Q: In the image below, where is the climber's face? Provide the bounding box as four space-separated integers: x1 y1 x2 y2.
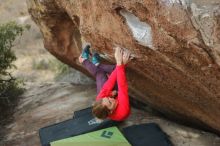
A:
102 97 118 111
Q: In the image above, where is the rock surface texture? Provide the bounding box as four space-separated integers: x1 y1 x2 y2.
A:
27 0 220 134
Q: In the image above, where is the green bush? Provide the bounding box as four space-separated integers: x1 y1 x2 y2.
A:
0 22 24 113
50 59 70 77
32 59 50 70
32 57 70 79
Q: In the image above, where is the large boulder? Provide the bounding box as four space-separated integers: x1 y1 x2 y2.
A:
27 0 220 134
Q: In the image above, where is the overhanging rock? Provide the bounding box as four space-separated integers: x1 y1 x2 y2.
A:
27 0 220 134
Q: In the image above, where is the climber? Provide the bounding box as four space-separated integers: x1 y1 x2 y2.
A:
78 45 131 121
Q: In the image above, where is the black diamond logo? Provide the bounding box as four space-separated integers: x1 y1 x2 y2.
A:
101 131 114 139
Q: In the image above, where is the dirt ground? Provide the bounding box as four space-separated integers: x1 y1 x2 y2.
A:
1 82 220 146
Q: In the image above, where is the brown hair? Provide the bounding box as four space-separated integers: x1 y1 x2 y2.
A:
92 99 111 120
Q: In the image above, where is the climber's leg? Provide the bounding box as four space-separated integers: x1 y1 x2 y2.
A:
98 64 115 74
82 59 98 76
95 70 108 94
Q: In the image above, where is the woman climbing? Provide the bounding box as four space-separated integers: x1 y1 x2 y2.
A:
78 45 131 121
